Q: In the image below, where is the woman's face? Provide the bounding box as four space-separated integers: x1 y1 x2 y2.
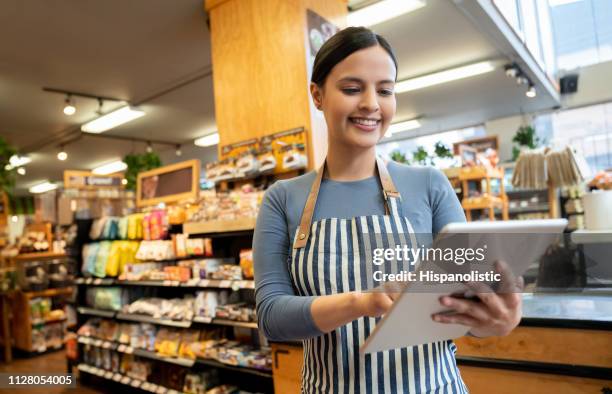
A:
311 45 397 150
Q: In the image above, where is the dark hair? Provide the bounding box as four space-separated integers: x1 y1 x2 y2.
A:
311 27 398 86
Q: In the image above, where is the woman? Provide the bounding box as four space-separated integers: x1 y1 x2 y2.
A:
253 27 521 393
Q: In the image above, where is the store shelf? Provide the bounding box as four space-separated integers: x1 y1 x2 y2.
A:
458 167 504 181
570 230 612 244
183 218 256 235
78 336 271 376
14 252 66 261
31 317 66 326
115 313 192 328
210 319 258 329
462 196 505 210
77 364 183 394
196 358 272 378
77 307 117 318
23 287 73 299
75 278 255 290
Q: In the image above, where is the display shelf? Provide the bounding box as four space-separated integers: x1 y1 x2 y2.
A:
14 251 66 261
461 196 505 210
77 336 271 376
458 166 504 181
77 307 117 318
209 319 258 329
77 364 184 394
23 286 74 299
75 277 255 290
115 313 193 328
183 218 256 235
31 317 67 326
570 230 612 244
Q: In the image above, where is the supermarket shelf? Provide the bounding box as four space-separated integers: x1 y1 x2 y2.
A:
23 287 74 299
571 230 612 244
458 167 504 181
31 317 67 326
210 319 258 329
77 307 117 318
78 336 271 376
14 252 66 261
462 196 505 210
183 218 256 235
77 364 183 394
196 358 272 378
507 204 550 215
75 277 255 290
115 313 192 328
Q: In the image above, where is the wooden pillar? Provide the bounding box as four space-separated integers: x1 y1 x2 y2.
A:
205 0 347 170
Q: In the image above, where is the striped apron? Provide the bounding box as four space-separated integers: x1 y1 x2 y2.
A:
290 157 468 394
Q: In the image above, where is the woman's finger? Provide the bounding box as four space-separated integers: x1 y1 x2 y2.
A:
439 296 491 322
432 312 480 327
496 260 517 294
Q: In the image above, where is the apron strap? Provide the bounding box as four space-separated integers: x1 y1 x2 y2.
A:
293 156 401 249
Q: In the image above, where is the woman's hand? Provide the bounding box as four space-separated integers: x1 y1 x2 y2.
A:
355 282 403 318
431 261 523 338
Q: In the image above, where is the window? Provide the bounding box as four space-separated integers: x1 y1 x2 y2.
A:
548 0 612 70
537 101 612 173
377 126 486 167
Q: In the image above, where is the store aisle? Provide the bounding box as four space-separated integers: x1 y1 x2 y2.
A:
0 351 105 394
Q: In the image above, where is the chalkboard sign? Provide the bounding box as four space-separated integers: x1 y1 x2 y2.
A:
136 160 200 207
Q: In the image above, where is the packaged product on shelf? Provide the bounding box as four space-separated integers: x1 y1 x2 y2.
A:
183 370 220 394
235 151 260 177
120 262 165 281
239 249 254 279
281 143 307 171
215 303 256 322
142 213 151 241
155 328 181 357
163 265 191 282
118 216 129 240
89 218 107 240
127 213 144 240
210 264 243 280
121 353 151 381
31 326 46 352
168 205 187 225
185 238 205 256
136 240 175 261
86 287 127 311
195 291 220 319
161 297 195 321
149 210 169 240
178 329 200 360
191 258 233 279
173 234 188 258
81 242 100 276
205 385 239 394
93 241 112 277
117 322 131 344
257 149 276 173
125 297 165 317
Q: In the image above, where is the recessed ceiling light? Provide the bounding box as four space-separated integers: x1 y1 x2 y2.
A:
57 146 68 161
395 61 497 93
92 160 127 175
81 106 145 133
526 85 537 98
5 155 31 170
63 95 76 116
29 181 58 194
348 0 426 27
17 167 26 175
385 119 421 137
194 133 220 147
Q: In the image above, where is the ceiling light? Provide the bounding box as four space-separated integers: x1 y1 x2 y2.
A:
385 119 421 137
11 215 18 223
92 160 127 175
504 64 519 78
17 167 26 175
516 75 529 85
121 178 128 185
347 0 426 27
395 61 497 93
146 142 153 153
194 133 220 147
29 181 58 194
57 146 68 161
526 85 537 98
175 145 182 157
81 106 145 133
5 155 31 170
63 95 76 116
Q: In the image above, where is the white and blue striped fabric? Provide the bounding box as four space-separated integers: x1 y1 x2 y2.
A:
290 194 469 394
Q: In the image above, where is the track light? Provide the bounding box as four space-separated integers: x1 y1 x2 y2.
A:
526 85 536 98
63 95 76 116
516 75 529 86
17 167 26 175
146 142 153 153
175 145 182 157
194 133 219 147
504 64 519 78
57 146 68 161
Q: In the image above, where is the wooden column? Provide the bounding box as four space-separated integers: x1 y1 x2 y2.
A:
205 0 347 170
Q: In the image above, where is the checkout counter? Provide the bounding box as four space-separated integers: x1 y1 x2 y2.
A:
270 234 612 393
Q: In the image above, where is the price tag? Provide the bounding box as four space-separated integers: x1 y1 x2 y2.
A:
163 280 173 286
231 282 241 291
103 341 112 349
125 346 134 354
156 386 167 394
246 281 255 289
131 379 141 388
199 279 210 287
118 344 126 352
220 280 231 288
95 368 104 376
172 281 180 287
94 278 102 285
141 382 151 391
104 371 113 379
148 383 159 393
195 316 212 323
113 373 122 382
94 339 103 347
86 278 93 284
186 278 199 287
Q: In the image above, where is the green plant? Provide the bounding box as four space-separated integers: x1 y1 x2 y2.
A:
434 141 453 159
123 152 162 191
512 125 540 160
0 137 18 194
390 150 410 164
412 146 430 166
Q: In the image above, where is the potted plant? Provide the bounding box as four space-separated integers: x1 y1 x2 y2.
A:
390 150 410 165
123 152 162 191
0 137 18 194
512 125 540 161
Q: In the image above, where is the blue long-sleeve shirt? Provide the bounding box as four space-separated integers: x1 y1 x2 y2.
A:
253 162 466 341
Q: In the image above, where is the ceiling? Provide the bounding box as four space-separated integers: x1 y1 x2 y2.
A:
0 0 560 193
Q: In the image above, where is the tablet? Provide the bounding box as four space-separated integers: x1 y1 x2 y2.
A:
360 219 568 354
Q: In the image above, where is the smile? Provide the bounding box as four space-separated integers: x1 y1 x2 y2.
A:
349 117 381 131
